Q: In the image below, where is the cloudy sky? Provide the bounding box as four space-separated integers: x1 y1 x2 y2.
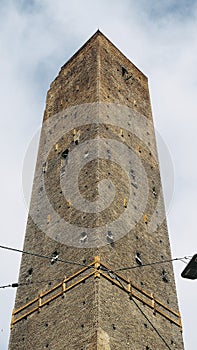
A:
0 0 197 349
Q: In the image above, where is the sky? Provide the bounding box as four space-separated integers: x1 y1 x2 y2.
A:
0 0 197 349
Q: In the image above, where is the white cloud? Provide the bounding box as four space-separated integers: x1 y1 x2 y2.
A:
0 1 197 349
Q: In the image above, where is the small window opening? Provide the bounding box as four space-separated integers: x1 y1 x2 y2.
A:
62 149 69 159
152 187 157 197
80 232 87 244
51 251 59 265
107 230 114 244
122 66 128 77
42 161 48 173
162 269 168 283
28 268 33 275
112 324 116 330
135 252 142 265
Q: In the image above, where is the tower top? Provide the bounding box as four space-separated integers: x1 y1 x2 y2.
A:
61 30 147 79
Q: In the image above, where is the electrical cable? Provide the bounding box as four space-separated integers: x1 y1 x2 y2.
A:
113 256 192 272
131 297 172 350
100 267 173 350
0 244 193 292
0 244 89 268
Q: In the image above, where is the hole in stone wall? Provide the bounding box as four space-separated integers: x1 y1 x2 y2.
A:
152 187 157 197
135 252 142 265
112 324 116 330
28 268 33 275
122 66 128 77
42 161 48 173
107 231 114 244
80 232 87 244
144 323 148 328
162 269 168 283
50 251 59 265
62 149 69 159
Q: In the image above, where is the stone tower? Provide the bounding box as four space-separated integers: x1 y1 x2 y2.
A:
9 31 184 349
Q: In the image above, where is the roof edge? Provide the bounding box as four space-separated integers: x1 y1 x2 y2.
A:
60 30 147 79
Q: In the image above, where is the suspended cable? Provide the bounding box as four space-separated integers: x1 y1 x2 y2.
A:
113 256 192 272
131 297 172 350
0 244 88 268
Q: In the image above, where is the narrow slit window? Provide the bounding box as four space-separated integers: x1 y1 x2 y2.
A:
62 148 69 159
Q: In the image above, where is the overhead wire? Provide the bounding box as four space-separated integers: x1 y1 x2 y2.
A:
131 297 172 350
100 267 173 350
0 244 192 291
0 244 88 268
113 256 192 272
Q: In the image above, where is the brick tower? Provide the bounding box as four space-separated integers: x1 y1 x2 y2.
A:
9 31 184 349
